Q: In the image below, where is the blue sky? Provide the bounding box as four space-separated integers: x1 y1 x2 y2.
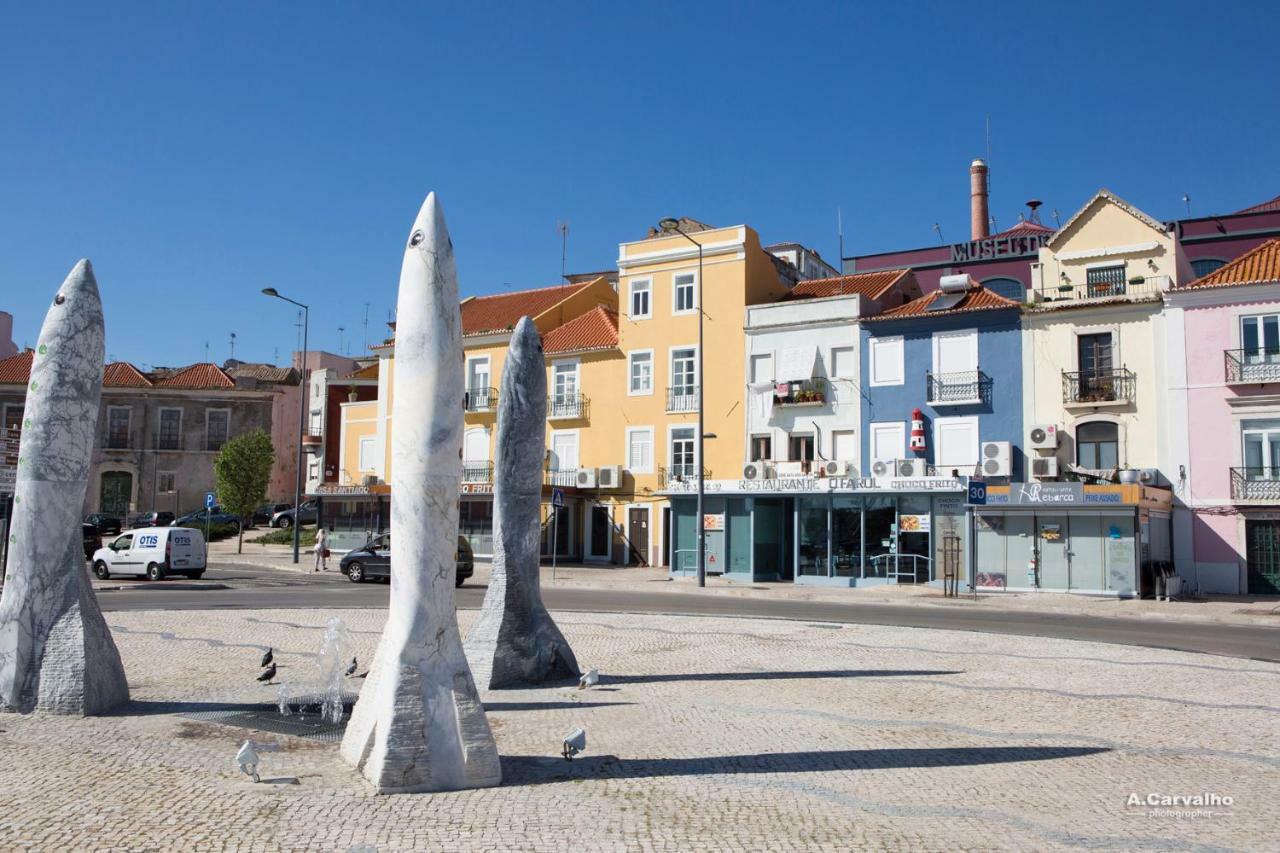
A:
3 2 1277 367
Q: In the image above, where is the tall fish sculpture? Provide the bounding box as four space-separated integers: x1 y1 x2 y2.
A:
465 317 579 688
0 260 129 715
340 193 501 793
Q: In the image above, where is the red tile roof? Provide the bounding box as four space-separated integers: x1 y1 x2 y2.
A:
1235 194 1280 215
871 284 1021 320
0 351 33 384
1186 238 1280 289
987 220 1054 240
103 362 153 387
784 269 912 301
542 306 619 354
461 282 590 336
153 363 235 389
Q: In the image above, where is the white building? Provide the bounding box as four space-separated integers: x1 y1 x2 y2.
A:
766 242 840 282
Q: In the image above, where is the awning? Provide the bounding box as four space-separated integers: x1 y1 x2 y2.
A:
776 345 817 382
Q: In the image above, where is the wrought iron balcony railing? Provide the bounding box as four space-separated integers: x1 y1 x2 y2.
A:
666 385 699 413
774 377 827 406
1230 467 1280 503
1224 349 1280 385
464 386 498 413
154 434 187 451
1035 274 1169 304
547 392 590 420
926 370 991 406
1062 368 1135 405
462 460 493 483
659 465 709 487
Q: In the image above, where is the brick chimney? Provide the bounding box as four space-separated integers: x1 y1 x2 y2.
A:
970 159 990 240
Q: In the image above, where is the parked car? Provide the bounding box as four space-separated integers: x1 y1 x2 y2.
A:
252 503 292 526
128 511 175 529
271 499 318 529
82 523 101 561
92 526 207 581
340 533 474 587
174 507 242 530
84 513 122 536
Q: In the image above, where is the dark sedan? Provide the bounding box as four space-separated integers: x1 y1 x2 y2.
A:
253 503 292 526
175 508 243 530
128 511 175 529
85 513 122 536
82 523 101 560
340 534 474 587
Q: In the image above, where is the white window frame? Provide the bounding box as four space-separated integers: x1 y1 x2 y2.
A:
932 415 979 472
830 346 855 380
627 349 655 396
625 426 654 474
205 408 231 451
671 270 698 316
669 344 699 392
549 429 581 472
868 335 904 387
628 278 652 320
462 426 491 461
870 421 906 461
551 358 580 403
931 328 978 374
358 436 378 471
106 405 133 448
831 429 856 462
750 352 774 383
465 355 492 390
667 423 700 471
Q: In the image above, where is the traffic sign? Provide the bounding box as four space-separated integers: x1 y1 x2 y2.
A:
205 491 216 510
967 479 987 505
551 487 565 509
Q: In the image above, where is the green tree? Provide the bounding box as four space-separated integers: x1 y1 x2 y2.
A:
213 428 275 554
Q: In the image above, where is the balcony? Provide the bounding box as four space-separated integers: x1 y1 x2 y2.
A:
774 378 827 407
102 434 132 450
666 385 699 413
464 387 498 413
926 370 991 406
1230 468 1280 503
301 430 324 454
1224 349 1280 385
544 468 580 488
547 392 590 420
1062 368 1135 406
463 460 493 484
1035 274 1169 305
153 434 186 451
659 465 708 487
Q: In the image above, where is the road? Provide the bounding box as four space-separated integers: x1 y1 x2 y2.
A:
91 561 1280 662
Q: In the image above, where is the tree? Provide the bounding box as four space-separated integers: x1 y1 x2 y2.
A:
213 428 275 554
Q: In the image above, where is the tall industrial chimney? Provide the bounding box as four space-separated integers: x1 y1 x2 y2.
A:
970 159 990 240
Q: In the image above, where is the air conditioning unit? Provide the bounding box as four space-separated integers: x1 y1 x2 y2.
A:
597 465 621 490
1028 423 1059 450
1138 468 1159 485
362 474 380 487
895 458 925 477
871 459 894 478
775 461 805 477
742 462 776 480
575 468 597 489
980 441 1012 477
1031 457 1059 478
820 459 854 477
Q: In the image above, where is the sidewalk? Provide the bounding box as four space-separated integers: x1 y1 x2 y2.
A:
207 539 1280 628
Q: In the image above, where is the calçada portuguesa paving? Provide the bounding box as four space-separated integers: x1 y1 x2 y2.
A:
0 608 1277 852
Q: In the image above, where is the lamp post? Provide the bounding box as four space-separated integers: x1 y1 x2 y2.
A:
262 287 309 564
657 218 706 588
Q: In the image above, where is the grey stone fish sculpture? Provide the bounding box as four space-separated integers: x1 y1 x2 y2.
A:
0 260 129 715
339 193 501 793
465 317 580 688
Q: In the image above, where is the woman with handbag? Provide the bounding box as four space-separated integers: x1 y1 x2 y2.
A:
314 527 329 572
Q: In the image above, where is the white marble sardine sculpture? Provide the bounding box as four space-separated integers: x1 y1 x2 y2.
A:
0 260 129 715
465 317 580 688
339 193 501 793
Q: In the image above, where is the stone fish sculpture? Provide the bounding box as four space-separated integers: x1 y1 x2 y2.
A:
339 193 501 793
465 317 580 688
0 260 129 715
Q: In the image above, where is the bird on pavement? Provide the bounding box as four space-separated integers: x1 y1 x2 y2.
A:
260 647 273 668
257 662 277 683
345 656 358 677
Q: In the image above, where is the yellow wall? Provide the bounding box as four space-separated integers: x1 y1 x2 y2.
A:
339 400 378 485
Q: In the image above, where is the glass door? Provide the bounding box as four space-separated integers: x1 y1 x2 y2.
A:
1241 315 1280 366
1036 514 1070 590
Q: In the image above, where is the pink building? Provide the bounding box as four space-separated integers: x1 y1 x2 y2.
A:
1165 239 1280 594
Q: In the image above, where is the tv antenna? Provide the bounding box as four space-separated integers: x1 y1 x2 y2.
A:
557 219 569 281
837 207 844 270
362 302 370 352
229 332 236 361
338 326 345 354
1182 193 1192 216
933 222 945 245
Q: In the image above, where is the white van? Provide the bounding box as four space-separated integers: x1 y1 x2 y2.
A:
92 526 207 581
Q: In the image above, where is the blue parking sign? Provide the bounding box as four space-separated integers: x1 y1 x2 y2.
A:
205 491 216 510
967 480 987 505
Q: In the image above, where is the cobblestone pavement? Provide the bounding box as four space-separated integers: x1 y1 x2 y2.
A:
1 609 1276 851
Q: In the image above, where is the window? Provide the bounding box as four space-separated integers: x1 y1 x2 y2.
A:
933 416 979 473
465 357 494 411
750 434 772 462
1242 420 1280 476
830 347 854 379
1076 421 1119 470
1241 315 1280 361
750 354 774 383
673 272 696 314
158 408 182 450
549 431 579 472
1085 264 1126 297
552 360 578 403
628 351 653 395
206 409 230 451
670 426 696 476
788 433 815 463
467 357 490 390
932 329 978 374
870 421 906 461
832 430 855 462
626 427 653 474
1078 332 1114 378
869 336 904 386
628 279 652 319
359 437 378 471
2 404 22 431
107 407 131 449
1191 258 1227 278
982 277 1026 301
157 472 176 493
671 347 697 394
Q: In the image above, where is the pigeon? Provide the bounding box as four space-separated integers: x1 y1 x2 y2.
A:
260 647 273 668
257 662 277 683
577 669 599 690
345 656 358 677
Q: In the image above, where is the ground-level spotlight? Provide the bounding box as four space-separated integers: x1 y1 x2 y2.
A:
562 728 587 761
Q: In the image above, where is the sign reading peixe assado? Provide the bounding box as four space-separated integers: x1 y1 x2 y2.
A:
950 232 1051 264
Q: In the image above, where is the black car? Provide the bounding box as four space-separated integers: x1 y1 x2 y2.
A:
129 511 175 529
82 523 101 560
271 499 318 529
340 533 474 587
174 507 242 529
85 513 122 536
253 503 292 526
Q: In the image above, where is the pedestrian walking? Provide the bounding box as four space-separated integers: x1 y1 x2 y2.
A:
314 527 328 572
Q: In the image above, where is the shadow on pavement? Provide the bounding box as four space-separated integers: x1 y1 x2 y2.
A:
605 669 962 684
502 746 1110 784
484 701 635 712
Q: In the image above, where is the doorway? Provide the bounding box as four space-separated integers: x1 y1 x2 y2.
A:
1036 514 1070 589
1246 519 1280 594
627 506 650 566
100 471 132 517
589 504 612 561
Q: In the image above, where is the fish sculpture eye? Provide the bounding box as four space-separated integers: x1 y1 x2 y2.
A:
409 230 425 247
54 294 66 305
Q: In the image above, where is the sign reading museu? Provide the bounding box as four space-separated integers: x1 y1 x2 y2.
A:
950 232 1051 263
662 475 964 495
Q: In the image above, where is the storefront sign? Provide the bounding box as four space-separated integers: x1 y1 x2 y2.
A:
663 476 964 495
978 482 1127 506
314 483 390 496
461 483 493 495
702 513 725 531
950 232 1050 263
899 513 930 533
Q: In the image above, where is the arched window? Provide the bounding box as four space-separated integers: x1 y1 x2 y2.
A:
1191 258 1227 278
981 277 1026 301
1076 422 1119 469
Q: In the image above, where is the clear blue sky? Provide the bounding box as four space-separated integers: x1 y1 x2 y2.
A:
3 2 1276 367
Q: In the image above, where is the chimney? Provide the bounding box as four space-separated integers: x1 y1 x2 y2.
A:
970 159 990 240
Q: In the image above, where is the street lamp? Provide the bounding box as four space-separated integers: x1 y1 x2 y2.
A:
262 287 309 564
657 218 707 588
